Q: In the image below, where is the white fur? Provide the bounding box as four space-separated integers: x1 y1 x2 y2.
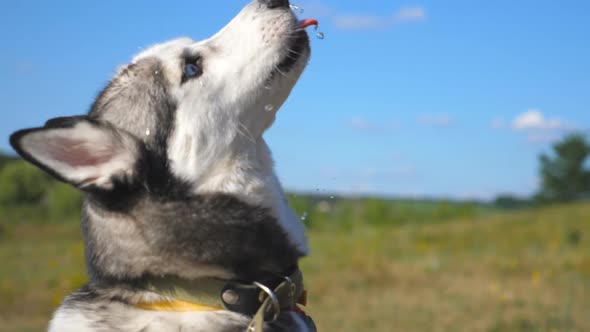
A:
133 2 310 253
49 309 93 332
49 306 249 332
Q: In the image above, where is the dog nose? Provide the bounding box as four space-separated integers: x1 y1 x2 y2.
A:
259 0 289 9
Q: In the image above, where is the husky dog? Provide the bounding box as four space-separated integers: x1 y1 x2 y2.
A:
9 0 319 331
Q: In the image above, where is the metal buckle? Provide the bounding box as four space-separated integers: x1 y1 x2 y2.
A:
252 281 281 322
282 275 296 302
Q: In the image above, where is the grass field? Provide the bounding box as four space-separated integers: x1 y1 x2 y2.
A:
1 202 589 332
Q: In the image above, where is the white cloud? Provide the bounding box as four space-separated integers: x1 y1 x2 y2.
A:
511 109 575 144
334 15 387 30
334 6 427 30
347 116 400 132
512 109 565 130
418 114 453 127
393 6 427 23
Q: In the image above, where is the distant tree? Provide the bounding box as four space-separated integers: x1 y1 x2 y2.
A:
0 160 51 206
494 194 532 209
0 152 18 171
537 133 590 203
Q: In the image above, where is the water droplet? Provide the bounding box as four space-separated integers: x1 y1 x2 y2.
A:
290 4 304 13
264 104 275 112
300 212 308 221
154 70 159 75
145 129 151 136
314 25 325 40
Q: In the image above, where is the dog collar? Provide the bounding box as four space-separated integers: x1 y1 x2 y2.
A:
135 298 223 312
134 269 311 331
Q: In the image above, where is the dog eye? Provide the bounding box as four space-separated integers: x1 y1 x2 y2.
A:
182 58 203 83
185 63 201 77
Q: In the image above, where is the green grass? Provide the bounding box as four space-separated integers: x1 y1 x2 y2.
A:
1 203 589 332
303 202 590 332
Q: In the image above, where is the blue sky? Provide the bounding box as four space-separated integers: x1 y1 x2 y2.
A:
1 0 589 200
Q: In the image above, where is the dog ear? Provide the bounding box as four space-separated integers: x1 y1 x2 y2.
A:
9 116 143 191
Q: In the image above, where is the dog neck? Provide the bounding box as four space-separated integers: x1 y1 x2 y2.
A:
168 127 308 254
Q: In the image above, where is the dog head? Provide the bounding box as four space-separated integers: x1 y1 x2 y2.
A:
10 0 316 279
12 0 312 191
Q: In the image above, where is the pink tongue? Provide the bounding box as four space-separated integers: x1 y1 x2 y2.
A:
298 19 319 29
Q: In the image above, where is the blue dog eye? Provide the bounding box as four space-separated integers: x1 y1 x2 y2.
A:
184 63 201 78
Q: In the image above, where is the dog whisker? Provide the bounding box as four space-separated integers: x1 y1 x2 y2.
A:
237 122 256 144
274 66 288 77
273 66 299 86
287 48 305 56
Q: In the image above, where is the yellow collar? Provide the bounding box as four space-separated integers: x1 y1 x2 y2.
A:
135 299 224 312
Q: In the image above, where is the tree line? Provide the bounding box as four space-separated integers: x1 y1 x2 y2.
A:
0 133 589 224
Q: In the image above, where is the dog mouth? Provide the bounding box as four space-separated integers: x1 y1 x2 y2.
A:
274 19 317 74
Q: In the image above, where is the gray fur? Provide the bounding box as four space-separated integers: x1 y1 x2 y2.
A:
91 58 176 154
82 193 302 282
10 0 315 330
